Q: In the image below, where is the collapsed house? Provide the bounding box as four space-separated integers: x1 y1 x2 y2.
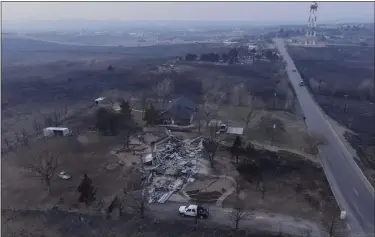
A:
140 136 204 203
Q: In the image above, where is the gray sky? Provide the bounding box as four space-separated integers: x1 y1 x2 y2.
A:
2 2 374 23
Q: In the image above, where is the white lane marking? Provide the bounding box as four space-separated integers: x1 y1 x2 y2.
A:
353 188 359 196
315 99 375 195
255 216 264 219
347 223 352 231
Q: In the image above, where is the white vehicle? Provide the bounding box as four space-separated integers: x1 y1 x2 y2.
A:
216 124 228 134
178 204 209 219
340 211 347 220
58 171 71 180
299 81 305 86
292 68 297 72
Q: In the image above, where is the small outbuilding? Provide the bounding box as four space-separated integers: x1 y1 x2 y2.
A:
43 127 70 137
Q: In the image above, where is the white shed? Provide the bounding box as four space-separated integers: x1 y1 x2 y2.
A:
227 127 244 135
43 127 70 137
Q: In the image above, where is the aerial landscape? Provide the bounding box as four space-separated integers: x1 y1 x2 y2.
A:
1 2 374 237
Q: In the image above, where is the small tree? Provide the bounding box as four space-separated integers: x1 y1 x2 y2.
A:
202 102 219 128
231 136 242 164
234 176 246 198
185 53 198 61
25 148 60 194
95 108 120 135
15 132 22 145
227 199 251 230
153 78 173 107
241 95 256 136
132 188 149 219
322 208 340 237
77 174 96 205
3 138 13 152
120 119 138 150
21 129 29 146
33 119 42 134
204 122 220 167
119 100 132 119
143 104 158 125
255 170 269 200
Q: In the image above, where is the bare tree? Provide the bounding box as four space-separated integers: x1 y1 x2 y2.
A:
21 129 29 146
234 176 246 198
196 105 203 133
3 138 13 153
120 170 148 218
227 199 251 230
200 78 225 130
15 131 22 145
202 102 220 128
33 119 42 134
204 122 221 167
43 114 54 127
52 111 61 126
259 180 266 200
24 147 60 194
240 93 256 136
153 78 174 107
128 188 149 219
321 202 341 237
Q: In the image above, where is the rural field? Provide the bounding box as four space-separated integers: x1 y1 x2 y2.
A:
2 36 348 237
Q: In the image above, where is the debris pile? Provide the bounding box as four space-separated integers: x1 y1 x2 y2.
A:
141 136 204 203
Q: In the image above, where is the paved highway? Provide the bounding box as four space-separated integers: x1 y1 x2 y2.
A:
274 38 375 236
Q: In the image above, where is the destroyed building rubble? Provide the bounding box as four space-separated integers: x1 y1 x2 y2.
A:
140 135 205 203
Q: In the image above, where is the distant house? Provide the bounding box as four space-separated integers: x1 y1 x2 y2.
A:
158 96 197 126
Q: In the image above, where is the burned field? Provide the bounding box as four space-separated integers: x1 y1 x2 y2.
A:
287 45 375 186
287 45 374 136
1 100 337 224
219 145 337 221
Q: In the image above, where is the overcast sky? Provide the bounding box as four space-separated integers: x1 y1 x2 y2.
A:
2 2 374 23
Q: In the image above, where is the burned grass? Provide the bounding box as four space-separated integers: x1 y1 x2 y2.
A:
220 145 335 221
2 208 292 237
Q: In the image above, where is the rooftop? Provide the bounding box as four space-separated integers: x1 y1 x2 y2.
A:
95 97 106 102
160 96 196 119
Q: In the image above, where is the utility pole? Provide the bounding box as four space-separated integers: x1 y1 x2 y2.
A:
271 123 276 146
344 95 349 113
318 79 323 93
273 93 277 109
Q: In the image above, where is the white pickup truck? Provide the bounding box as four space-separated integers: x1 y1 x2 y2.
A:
178 204 209 219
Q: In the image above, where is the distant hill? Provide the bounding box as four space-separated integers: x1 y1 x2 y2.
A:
1 36 102 52
1 36 226 67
